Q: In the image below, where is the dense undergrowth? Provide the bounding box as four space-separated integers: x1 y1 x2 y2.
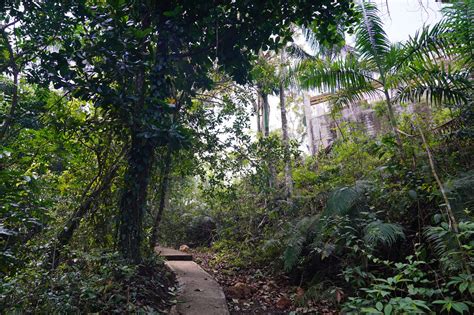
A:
1 250 176 313
162 124 473 313
160 112 474 313
0 79 178 312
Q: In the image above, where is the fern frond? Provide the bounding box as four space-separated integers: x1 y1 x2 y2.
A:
324 181 371 217
283 215 319 271
425 225 451 257
423 222 473 273
363 220 405 248
283 235 305 271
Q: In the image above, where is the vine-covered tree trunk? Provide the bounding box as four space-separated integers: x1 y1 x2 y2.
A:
118 134 155 263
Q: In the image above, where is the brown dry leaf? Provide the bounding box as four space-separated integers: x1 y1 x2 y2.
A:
276 296 292 310
296 287 305 300
335 288 344 303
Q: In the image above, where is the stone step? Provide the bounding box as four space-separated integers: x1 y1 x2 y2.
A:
155 246 193 261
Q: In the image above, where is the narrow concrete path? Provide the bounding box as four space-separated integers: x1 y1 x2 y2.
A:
156 247 229 315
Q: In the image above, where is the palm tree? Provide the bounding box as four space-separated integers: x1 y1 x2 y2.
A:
285 24 353 155
251 52 279 138
297 1 472 154
279 49 293 198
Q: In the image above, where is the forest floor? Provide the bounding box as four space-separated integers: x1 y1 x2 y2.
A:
191 250 337 314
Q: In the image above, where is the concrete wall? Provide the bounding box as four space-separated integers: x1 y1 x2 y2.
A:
304 93 426 153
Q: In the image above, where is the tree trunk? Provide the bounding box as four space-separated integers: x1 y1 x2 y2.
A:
255 91 262 135
149 144 172 249
261 92 276 188
302 94 317 155
49 157 122 268
279 51 293 199
262 93 270 137
117 20 155 261
118 134 155 263
417 125 458 233
383 89 404 154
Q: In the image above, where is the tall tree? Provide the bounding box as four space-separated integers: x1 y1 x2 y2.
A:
279 49 293 198
30 0 357 262
251 55 279 189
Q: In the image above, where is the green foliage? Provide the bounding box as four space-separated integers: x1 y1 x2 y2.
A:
283 216 318 271
444 170 474 213
0 250 175 313
424 220 474 273
0 81 104 272
343 253 474 314
251 57 280 94
281 191 406 272
355 1 390 63
363 220 405 248
1 1 473 314
324 180 370 216
440 0 474 68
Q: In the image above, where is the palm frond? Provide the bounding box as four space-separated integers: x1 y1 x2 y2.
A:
399 23 451 70
328 83 382 113
401 1 474 70
355 1 390 65
297 55 374 93
363 220 405 248
441 0 474 67
301 25 323 56
384 43 404 71
285 42 315 61
300 24 346 60
395 58 471 106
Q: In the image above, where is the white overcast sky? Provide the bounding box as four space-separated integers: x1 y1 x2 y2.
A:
375 0 445 42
